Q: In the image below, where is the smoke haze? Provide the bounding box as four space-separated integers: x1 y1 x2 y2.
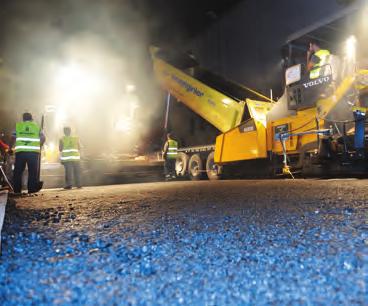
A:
0 0 162 155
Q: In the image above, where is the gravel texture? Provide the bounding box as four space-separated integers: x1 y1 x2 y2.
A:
0 180 367 305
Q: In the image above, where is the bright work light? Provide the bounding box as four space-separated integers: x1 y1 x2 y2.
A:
345 35 357 62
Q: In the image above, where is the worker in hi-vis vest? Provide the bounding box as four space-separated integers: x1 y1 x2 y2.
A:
59 126 82 189
162 133 178 180
10 112 45 194
307 40 331 79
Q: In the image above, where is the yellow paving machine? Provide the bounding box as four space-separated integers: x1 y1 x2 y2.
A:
151 7 368 179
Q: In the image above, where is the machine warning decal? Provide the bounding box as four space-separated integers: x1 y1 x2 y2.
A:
238 120 256 133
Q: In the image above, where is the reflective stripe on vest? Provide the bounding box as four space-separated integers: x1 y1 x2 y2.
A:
61 136 80 162
167 139 178 159
15 121 41 153
310 49 330 79
61 156 81 161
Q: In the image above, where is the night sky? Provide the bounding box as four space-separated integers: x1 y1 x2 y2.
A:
0 0 244 58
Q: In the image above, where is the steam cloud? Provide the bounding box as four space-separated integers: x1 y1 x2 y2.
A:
0 0 162 156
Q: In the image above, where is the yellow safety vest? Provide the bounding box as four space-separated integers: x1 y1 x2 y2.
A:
310 49 330 79
167 139 178 159
60 136 80 162
15 121 41 153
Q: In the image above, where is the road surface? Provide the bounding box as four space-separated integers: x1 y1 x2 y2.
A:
1 180 367 305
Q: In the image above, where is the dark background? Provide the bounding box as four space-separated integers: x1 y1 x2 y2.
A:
0 0 361 151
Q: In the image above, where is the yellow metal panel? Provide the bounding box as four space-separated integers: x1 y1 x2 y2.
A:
214 119 267 164
356 69 368 91
270 109 313 152
214 134 224 163
214 99 270 164
269 108 319 154
153 58 245 133
246 99 272 127
317 75 355 118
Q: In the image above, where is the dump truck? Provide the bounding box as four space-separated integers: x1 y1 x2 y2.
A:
151 6 368 179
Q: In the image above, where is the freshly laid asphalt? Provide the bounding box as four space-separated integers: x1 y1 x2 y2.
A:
0 179 367 305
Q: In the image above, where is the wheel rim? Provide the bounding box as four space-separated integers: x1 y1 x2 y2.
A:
208 159 219 176
176 160 184 173
190 161 200 176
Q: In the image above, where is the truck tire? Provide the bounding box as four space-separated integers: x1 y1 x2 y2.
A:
188 154 203 181
175 152 188 177
206 151 223 180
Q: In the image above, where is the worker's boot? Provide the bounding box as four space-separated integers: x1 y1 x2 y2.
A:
9 192 23 198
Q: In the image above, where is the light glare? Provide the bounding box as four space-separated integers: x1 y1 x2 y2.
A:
345 35 357 62
115 117 132 133
126 84 136 93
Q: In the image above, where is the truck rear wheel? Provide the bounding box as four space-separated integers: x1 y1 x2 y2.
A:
188 154 203 180
175 152 188 177
206 151 222 180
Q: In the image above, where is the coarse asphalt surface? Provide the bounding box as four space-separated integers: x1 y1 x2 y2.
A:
0 179 367 305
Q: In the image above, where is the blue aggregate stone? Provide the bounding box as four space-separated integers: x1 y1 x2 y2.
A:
0 182 367 305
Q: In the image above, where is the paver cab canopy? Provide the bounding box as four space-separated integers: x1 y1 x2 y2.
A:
282 3 367 75
279 3 368 112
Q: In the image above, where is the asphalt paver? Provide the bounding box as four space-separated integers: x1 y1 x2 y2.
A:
0 180 367 305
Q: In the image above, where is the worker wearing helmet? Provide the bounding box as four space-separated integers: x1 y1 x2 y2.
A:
162 133 178 180
59 127 82 189
10 112 45 194
307 40 331 79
